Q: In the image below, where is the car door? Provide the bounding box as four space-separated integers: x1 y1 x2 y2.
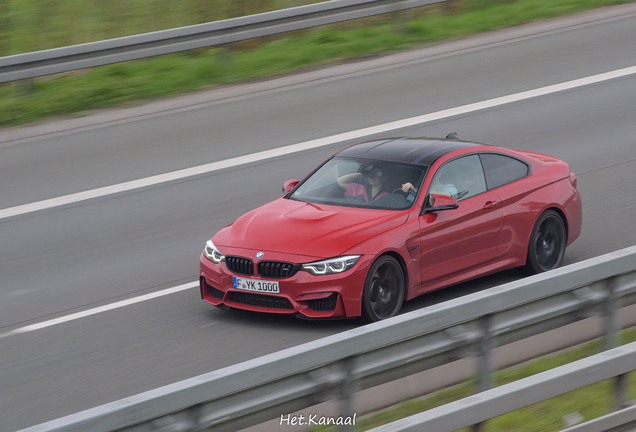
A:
479 152 532 258
417 154 503 284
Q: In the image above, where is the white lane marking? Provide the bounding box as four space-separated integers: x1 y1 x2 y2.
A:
0 281 197 340
200 321 219 328
2 64 636 222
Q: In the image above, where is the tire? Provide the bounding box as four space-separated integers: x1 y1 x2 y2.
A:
361 256 405 322
522 210 566 275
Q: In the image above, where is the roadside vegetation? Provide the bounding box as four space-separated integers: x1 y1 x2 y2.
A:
1 0 325 55
0 0 634 128
312 327 636 432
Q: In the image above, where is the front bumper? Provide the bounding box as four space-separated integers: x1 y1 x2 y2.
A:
199 250 372 318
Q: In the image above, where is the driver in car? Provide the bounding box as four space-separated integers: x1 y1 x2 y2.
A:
337 168 390 203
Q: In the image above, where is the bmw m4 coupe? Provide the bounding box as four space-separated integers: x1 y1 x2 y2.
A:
200 135 582 321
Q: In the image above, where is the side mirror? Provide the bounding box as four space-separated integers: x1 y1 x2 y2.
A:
424 193 459 214
282 179 300 193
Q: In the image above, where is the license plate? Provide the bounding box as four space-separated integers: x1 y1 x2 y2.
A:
233 277 280 294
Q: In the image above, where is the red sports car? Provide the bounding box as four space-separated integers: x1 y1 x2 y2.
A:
200 135 582 321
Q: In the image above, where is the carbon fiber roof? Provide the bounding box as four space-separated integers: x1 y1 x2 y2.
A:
336 137 484 166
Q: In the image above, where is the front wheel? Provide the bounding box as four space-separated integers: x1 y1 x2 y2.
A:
361 256 405 322
522 210 566 275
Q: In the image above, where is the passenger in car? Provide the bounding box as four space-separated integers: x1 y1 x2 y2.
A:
402 173 458 199
430 182 458 198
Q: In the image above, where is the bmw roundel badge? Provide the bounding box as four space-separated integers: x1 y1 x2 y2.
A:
255 252 264 259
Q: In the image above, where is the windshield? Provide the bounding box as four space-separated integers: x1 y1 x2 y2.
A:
288 157 428 210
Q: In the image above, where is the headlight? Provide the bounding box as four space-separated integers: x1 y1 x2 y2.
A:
302 256 360 275
203 240 225 264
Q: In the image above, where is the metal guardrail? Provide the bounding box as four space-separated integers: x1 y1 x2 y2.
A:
369 340 636 432
0 0 448 84
562 404 636 432
17 244 636 432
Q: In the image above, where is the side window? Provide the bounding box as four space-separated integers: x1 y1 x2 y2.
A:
430 155 487 201
480 154 529 190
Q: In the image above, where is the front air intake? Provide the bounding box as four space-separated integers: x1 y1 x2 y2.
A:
229 292 293 309
305 294 339 312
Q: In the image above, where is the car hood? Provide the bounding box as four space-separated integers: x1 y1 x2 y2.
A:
214 198 409 259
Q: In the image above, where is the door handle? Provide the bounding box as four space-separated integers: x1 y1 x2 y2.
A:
483 201 498 210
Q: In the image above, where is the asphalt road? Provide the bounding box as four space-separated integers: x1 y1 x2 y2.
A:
2 4 636 431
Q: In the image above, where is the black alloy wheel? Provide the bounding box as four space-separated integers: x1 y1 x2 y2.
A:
361 256 405 322
523 210 566 274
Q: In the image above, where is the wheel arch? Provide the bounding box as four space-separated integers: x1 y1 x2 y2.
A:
377 250 409 297
545 206 569 243
523 205 569 248
521 206 568 275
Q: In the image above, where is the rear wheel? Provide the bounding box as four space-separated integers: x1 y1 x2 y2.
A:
361 256 405 322
522 210 566 275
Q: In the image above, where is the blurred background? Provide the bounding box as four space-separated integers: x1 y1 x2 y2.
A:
1 1 636 431
1 0 631 128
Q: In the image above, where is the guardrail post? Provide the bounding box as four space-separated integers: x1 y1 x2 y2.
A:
471 314 492 432
478 314 493 392
444 0 464 14
0 0 8 58
604 276 627 411
19 78 37 96
614 373 627 411
604 276 619 351
392 1 408 34
339 356 358 432
218 43 234 65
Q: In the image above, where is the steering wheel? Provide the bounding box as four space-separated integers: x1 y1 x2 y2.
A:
392 187 416 203
392 187 414 195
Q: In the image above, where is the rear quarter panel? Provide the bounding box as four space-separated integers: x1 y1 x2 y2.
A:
494 150 582 258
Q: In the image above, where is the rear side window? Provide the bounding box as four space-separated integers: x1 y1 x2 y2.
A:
480 154 529 190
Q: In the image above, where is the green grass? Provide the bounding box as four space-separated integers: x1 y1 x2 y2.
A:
0 0 325 55
0 0 634 128
311 328 636 432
